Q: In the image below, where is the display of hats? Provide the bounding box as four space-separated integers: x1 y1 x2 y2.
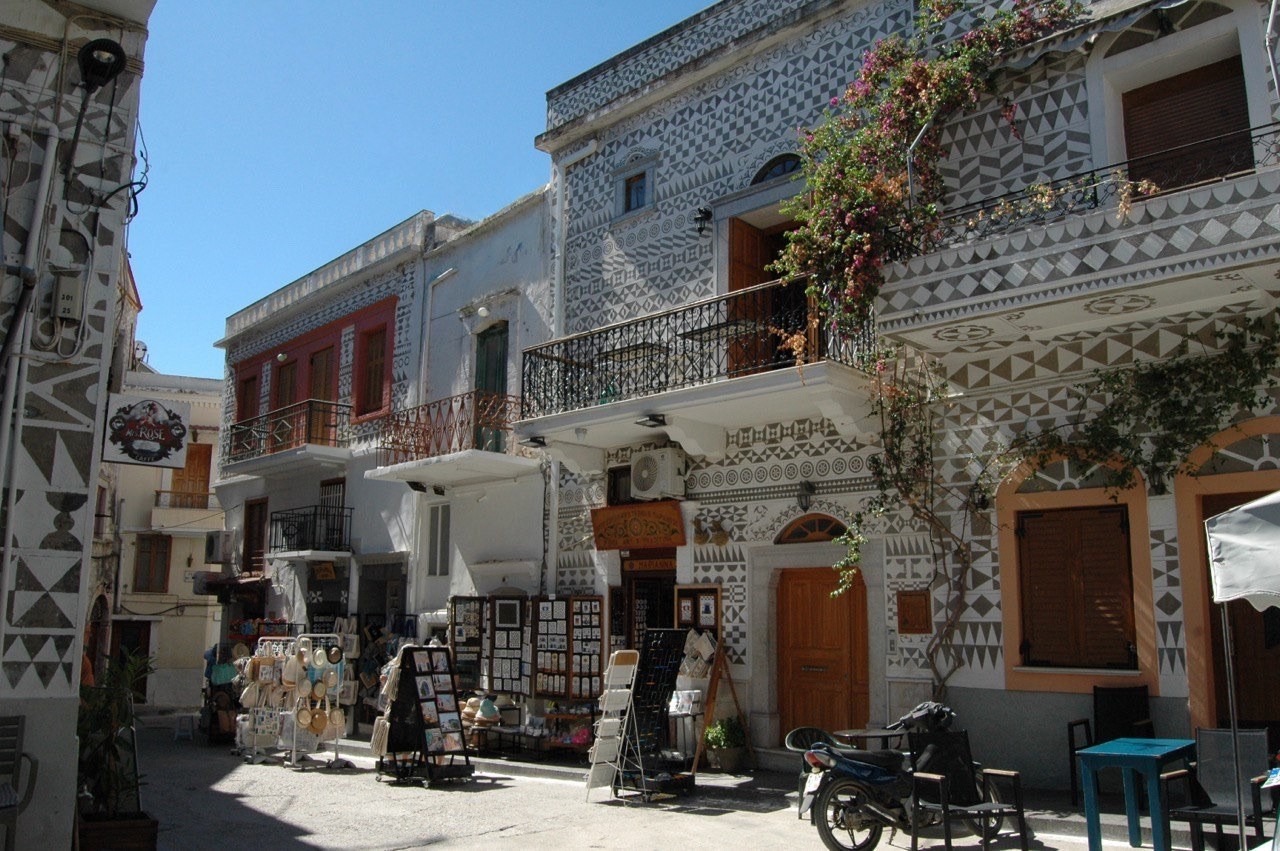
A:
308 702 328 735
327 645 342 665
311 679 327 700
296 704 312 728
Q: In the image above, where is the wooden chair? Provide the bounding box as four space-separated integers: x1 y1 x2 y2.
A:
0 716 38 851
1162 728 1271 851
785 726 839 819
1067 685 1154 806
908 729 1029 851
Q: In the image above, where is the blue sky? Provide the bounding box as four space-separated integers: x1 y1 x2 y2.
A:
128 1 712 379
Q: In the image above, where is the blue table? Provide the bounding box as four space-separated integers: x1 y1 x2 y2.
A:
1077 737 1196 851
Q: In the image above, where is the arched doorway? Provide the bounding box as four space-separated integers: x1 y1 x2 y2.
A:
774 514 868 742
1175 416 1280 739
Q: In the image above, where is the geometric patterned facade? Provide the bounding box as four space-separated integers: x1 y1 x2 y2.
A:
539 0 1280 736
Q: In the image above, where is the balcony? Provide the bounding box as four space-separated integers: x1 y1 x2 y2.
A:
365 390 541 489
223 399 353 479
517 279 879 470
150 490 223 536
268 505 353 556
879 122 1280 358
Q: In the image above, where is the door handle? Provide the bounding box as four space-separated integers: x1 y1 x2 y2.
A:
801 665 827 672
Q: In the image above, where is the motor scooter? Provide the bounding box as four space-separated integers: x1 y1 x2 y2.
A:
797 702 999 851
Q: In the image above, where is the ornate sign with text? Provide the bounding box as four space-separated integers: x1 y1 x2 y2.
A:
103 393 190 468
589 500 687 550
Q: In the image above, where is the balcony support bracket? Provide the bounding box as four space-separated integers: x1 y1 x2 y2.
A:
544 441 606 476
664 415 726 463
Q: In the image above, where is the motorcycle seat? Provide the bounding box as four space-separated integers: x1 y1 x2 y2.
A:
844 748 906 771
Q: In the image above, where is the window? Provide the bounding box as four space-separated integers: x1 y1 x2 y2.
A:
607 465 635 506
170 443 212 509
427 504 450 576
752 154 801 184
624 173 647 212
133 534 171 593
356 325 388 416
1017 505 1136 669
1122 55 1251 190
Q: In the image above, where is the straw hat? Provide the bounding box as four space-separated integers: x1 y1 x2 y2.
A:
327 645 342 665
308 700 328 735
232 642 251 661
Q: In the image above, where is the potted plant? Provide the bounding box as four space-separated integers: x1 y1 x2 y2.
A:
704 714 748 773
76 649 159 850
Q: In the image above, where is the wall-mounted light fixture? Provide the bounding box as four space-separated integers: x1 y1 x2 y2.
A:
406 481 428 493
476 306 491 318
694 207 712 235
63 39 128 179
518 435 546 448
635 413 666 428
276 352 288 363
797 480 817 511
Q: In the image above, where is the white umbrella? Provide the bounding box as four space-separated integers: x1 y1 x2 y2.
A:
1204 489 1280 846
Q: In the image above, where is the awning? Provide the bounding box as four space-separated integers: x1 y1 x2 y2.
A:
1002 0 1193 70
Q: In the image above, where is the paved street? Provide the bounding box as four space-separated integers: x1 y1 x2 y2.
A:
132 721 1131 851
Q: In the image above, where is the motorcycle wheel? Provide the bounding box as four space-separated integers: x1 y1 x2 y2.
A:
962 778 1005 841
814 777 884 851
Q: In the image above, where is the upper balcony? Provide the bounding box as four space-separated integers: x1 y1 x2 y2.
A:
516 278 878 472
365 390 541 489
223 399 353 480
879 122 1280 360
150 490 223 536
269 505 353 558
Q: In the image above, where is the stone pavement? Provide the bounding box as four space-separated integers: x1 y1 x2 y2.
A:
133 713 1222 851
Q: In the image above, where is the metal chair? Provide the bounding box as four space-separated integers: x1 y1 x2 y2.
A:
1067 684 1154 806
785 726 838 819
0 716 39 851
909 729 1029 851
1162 727 1271 851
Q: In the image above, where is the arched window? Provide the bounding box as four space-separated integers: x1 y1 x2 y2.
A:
752 154 801 185
775 513 847 544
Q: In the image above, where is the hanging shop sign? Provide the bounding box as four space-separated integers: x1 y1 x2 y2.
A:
590 500 686 550
103 393 190 468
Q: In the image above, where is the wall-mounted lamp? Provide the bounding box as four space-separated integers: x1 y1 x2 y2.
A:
518 435 547 448
797 480 817 511
475 491 489 504
276 352 288 363
63 39 128 179
406 481 428 493
635 413 666 428
694 207 713 235
476 306 491 318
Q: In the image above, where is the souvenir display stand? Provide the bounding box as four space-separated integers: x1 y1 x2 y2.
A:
586 629 693 801
585 649 639 799
375 643 474 785
284 633 353 770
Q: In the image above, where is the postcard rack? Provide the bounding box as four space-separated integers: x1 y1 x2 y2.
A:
375 643 474 785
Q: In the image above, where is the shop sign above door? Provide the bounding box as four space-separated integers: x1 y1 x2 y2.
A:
590 500 686 550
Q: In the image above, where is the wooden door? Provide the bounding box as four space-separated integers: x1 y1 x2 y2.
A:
475 323 509 452
272 360 299 450
307 347 335 443
243 499 268 573
727 218 772 376
1204 491 1280 737
170 443 212 509
777 567 868 743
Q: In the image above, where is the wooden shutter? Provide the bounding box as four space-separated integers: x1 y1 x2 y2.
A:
1018 506 1134 668
1123 55 1251 187
359 327 387 414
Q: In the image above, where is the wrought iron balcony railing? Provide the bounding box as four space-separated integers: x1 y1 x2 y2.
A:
521 277 875 419
919 122 1280 252
154 490 218 510
269 505 353 552
376 390 521 466
226 399 352 464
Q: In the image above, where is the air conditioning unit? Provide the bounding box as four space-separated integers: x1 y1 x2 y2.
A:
204 530 233 564
630 448 688 500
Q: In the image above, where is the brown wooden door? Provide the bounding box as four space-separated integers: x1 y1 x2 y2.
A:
244 499 268 573
170 443 212 509
777 567 869 743
1203 491 1280 736
308 347 335 443
727 218 772 376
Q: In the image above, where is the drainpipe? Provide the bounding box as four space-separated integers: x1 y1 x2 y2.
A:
0 122 60 652
1268 0 1280 100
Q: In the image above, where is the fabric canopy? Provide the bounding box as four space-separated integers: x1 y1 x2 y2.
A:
1205 489 1280 611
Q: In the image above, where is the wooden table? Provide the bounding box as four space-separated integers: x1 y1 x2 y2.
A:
832 727 905 749
1077 737 1196 851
